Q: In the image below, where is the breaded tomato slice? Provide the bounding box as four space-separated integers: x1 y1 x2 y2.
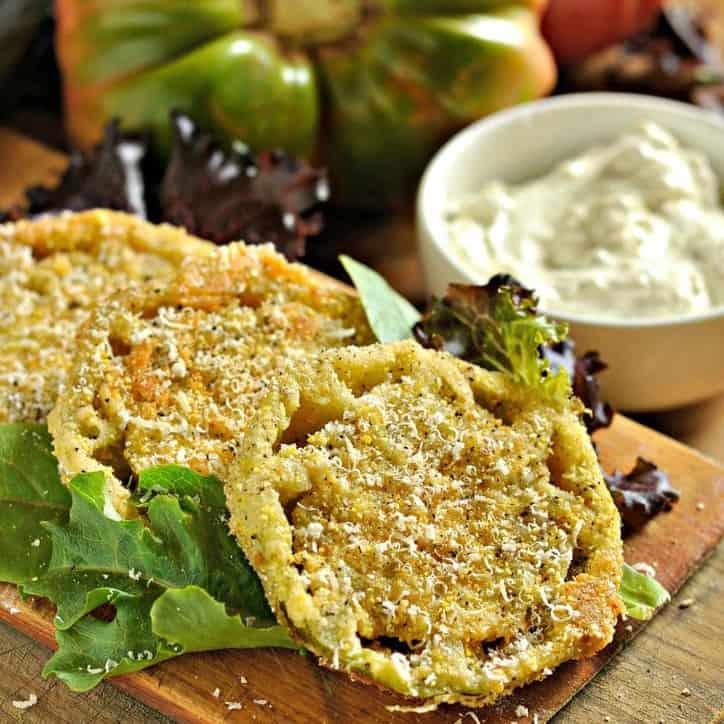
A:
49 241 372 517
225 341 623 708
0 210 213 423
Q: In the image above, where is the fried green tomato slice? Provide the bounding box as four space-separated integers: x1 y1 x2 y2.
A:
226 341 623 709
0 210 214 423
49 241 372 518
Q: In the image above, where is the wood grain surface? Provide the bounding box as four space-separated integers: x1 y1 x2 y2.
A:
0 129 722 723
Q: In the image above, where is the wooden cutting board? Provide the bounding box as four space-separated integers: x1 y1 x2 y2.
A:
1 416 722 724
0 127 723 723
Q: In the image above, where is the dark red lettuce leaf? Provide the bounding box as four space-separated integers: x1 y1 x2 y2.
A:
546 341 678 531
604 457 680 533
1 113 327 262
160 113 327 260
543 340 614 434
1 120 147 221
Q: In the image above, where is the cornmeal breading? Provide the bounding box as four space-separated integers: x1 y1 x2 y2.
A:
49 241 372 517
225 341 623 708
0 210 214 423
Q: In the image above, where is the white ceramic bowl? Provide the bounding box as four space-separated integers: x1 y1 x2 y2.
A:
417 93 724 412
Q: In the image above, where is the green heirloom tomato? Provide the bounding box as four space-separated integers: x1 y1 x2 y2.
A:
100 33 318 157
56 0 555 208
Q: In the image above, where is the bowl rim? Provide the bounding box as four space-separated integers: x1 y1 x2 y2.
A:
417 91 724 329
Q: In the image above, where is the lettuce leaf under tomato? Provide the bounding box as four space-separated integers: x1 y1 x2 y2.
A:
0 424 70 584
340 254 421 342
0 423 296 691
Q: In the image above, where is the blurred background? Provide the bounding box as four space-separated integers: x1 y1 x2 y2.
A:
2 0 724 294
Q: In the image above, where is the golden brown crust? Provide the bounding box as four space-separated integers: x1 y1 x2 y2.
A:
225 341 623 708
0 210 214 423
49 240 372 517
1 209 214 263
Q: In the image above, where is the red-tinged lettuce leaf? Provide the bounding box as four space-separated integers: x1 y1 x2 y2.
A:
543 340 614 435
414 275 569 397
160 113 327 259
604 457 680 533
1 120 147 221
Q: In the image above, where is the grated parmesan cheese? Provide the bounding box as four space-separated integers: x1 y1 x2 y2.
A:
632 562 657 577
12 693 37 710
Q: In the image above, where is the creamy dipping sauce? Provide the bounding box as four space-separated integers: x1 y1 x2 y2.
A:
445 122 724 319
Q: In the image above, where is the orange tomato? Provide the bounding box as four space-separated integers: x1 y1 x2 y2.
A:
542 0 663 63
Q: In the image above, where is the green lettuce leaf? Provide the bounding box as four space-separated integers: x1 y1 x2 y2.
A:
620 562 671 621
0 424 70 584
43 591 177 692
23 466 295 691
152 586 295 651
136 464 271 623
340 255 421 342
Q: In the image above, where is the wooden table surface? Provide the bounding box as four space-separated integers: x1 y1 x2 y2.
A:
0 128 722 724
